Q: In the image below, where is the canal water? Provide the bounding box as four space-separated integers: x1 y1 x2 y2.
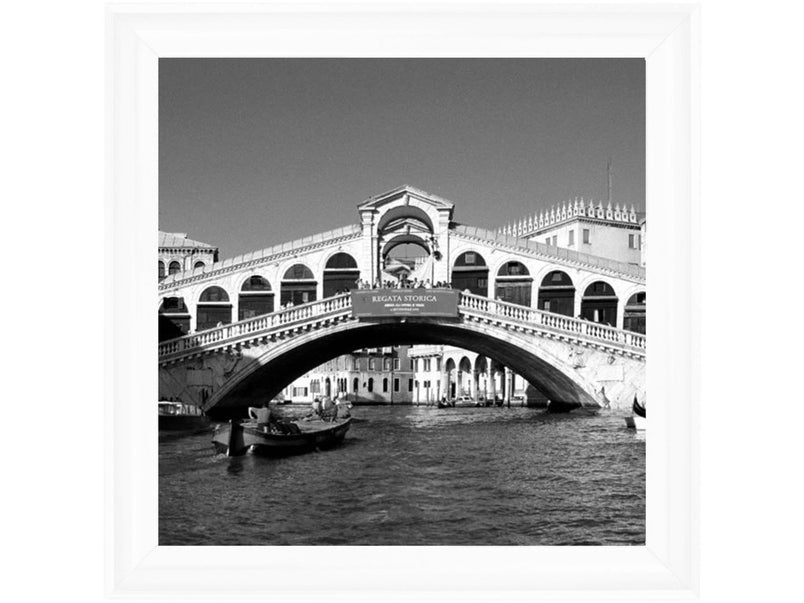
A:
159 406 645 545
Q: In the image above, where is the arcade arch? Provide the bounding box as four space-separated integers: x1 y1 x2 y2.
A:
168 261 181 276
495 261 532 307
537 270 575 316
580 281 618 326
323 252 359 298
238 275 274 320
158 296 190 339
197 286 232 331
281 263 317 306
452 251 489 296
624 291 646 334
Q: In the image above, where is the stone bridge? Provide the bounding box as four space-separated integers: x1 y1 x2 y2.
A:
159 292 645 418
158 185 646 417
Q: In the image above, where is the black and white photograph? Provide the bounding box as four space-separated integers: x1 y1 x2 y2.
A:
157 58 647 546
13 0 804 600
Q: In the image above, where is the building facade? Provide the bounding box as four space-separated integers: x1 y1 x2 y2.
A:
499 198 644 266
158 231 219 281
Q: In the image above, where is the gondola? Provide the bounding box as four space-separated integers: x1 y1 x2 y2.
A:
625 395 647 430
212 416 352 457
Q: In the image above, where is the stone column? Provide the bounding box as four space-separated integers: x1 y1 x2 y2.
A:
504 367 513 407
616 298 626 330
440 369 449 403
487 361 496 403
471 369 479 405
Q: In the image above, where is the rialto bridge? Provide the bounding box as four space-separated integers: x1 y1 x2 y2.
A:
158 185 646 417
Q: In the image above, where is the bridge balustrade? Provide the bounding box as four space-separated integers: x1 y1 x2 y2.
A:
457 292 646 351
158 290 645 362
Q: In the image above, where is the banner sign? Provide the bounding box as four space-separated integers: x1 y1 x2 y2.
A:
351 289 459 319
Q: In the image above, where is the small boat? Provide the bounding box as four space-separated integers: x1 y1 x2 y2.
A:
212 416 352 457
625 395 647 430
437 399 455 409
158 401 210 431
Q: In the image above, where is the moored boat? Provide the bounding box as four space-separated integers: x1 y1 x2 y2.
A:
159 401 210 431
212 416 352 457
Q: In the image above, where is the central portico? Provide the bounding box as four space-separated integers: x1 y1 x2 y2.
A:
357 185 455 286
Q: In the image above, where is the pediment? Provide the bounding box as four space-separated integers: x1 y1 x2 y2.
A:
357 185 455 214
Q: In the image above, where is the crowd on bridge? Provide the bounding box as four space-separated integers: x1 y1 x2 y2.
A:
353 278 454 291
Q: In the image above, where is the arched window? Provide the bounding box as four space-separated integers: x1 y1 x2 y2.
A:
495 261 532 307
581 281 618 326
158 261 166 281
281 264 317 306
537 270 575 316
239 275 274 320
353 377 359 393
368 378 374 393
194 261 205 269
452 251 489 296
323 252 360 298
158 296 190 340
197 286 231 331
383 378 389 393
168 261 181 276
624 291 646 334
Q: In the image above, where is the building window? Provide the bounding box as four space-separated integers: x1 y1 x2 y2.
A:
194 261 205 269
394 378 400 392
583 229 590 244
383 378 388 392
393 358 400 370
384 358 391 371
158 261 166 281
408 379 413 392
568 230 575 246
368 378 374 392
628 234 636 249
168 261 181 275
369 358 376 370
423 359 431 372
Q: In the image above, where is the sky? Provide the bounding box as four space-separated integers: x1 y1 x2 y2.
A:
159 59 644 260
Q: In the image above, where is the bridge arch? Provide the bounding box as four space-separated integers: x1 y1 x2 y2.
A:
201 318 603 417
376 204 435 234
380 234 431 259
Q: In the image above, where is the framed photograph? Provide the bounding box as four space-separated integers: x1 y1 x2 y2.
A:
108 1 699 598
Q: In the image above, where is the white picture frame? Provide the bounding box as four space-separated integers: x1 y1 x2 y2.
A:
107 1 700 598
